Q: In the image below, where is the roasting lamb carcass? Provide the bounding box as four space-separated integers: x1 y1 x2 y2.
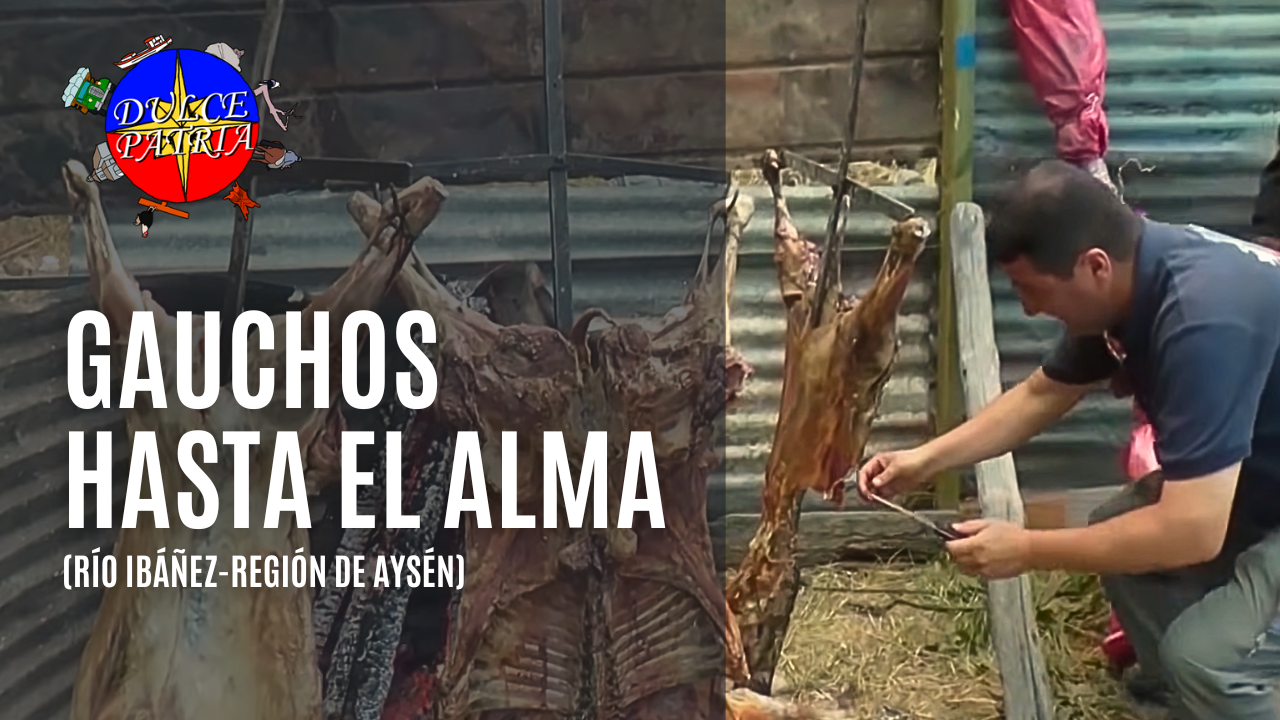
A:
725 150 930 691
311 185 470 720
63 159 446 720
380 190 754 719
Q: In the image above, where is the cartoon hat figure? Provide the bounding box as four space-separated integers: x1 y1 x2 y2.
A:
205 43 245 71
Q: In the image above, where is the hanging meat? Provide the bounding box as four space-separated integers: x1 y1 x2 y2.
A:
724 150 930 692
387 189 755 719
315 258 555 720
470 261 557 327
308 185 463 720
61 158 447 720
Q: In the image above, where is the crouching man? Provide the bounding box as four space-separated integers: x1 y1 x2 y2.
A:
858 159 1280 720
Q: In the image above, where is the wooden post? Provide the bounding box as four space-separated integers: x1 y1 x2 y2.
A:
950 202 1055 720
933 0 978 510
224 0 287 325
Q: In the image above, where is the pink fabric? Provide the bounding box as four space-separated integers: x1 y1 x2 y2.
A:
1102 403 1158 672
1122 405 1160 481
1008 0 1110 163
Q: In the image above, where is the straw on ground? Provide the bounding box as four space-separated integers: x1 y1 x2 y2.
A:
769 559 1141 720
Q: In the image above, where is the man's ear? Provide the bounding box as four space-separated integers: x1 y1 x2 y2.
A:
1080 247 1112 278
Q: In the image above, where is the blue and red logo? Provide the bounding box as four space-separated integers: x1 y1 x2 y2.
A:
105 48 259 203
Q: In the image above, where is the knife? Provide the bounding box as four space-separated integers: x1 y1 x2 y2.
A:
865 492 971 542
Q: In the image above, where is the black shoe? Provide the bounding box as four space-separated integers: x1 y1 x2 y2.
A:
1123 666 1175 719
1126 671 1172 706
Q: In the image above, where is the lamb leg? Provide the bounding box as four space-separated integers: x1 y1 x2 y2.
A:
763 151 820 313
304 181 449 719
707 192 755 404
62 160 172 339
284 178 448 488
471 262 557 327
65 170 446 720
726 688 858 720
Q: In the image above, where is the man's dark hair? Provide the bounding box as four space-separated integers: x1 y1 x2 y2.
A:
985 159 1142 278
1252 125 1280 240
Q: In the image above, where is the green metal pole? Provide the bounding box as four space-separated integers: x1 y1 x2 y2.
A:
933 0 976 509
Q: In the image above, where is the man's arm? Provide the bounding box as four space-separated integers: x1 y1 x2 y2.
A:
1027 318 1276 575
919 333 1114 473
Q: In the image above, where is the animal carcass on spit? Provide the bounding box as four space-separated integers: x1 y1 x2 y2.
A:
62 159 447 720
725 150 930 690
310 186 467 720
386 191 755 719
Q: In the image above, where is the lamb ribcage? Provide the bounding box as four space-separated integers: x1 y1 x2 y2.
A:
470 581 586 715
467 570 722 718
612 578 722 710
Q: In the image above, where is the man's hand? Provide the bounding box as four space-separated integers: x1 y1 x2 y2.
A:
944 519 1033 580
856 447 934 501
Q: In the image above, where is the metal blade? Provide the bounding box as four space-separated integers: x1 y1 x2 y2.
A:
866 493 964 541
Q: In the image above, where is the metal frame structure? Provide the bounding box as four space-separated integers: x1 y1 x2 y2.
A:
409 0 730 330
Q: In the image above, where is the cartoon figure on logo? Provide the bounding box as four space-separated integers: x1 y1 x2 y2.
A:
116 36 173 70
223 181 261 220
86 142 124 183
134 209 154 238
136 198 190 231
62 68 113 116
251 139 299 169
204 42 245 71
254 79 294 131
203 44 292 131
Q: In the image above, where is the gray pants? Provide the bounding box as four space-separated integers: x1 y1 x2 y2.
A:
1091 475 1280 720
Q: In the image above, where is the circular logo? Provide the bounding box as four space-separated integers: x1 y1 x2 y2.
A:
105 48 259 203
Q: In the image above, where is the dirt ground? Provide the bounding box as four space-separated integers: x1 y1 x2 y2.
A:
773 560 1142 720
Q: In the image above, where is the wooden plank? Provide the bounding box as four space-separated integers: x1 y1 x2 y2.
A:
577 59 938 156
712 509 960 572
328 0 542 86
278 60 938 163
316 83 545 163
724 60 939 152
864 0 942 55
0 58 935 211
951 202 1055 720
0 11 329 113
0 0 255 12
567 0 939 72
323 0 939 87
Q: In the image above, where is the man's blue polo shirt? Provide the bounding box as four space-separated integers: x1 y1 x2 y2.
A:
1039 218 1280 543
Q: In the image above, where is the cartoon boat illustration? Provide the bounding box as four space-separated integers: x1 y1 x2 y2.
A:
115 35 173 69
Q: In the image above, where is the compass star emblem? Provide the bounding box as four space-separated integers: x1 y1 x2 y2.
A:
105 48 259 204
120 54 254 196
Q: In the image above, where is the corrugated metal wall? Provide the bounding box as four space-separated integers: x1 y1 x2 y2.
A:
0 178 937 719
973 0 1280 491
0 286 118 720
